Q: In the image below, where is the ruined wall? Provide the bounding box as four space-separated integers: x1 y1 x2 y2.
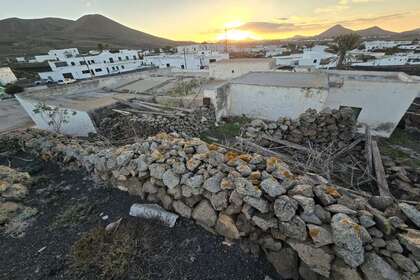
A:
405 97 420 131
228 84 329 121
19 130 420 280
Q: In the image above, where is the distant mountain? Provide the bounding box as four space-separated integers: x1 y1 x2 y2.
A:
317 25 353 39
313 24 398 40
399 28 420 39
0 14 186 58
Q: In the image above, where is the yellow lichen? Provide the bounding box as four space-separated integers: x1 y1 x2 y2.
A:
325 186 341 198
309 228 320 238
225 151 238 161
238 154 252 163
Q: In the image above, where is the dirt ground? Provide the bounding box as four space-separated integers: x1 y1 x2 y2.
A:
0 153 277 280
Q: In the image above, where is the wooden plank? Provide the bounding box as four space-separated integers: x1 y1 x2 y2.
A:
134 100 194 113
332 138 363 159
365 125 373 178
261 135 312 153
112 109 131 116
371 140 391 196
236 137 295 164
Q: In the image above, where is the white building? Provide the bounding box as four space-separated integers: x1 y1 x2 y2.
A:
209 58 276 80
15 57 26 63
363 40 412 51
274 46 336 69
144 52 229 71
176 44 225 54
34 48 80 63
205 70 420 137
0 67 18 85
353 53 420 67
38 49 145 82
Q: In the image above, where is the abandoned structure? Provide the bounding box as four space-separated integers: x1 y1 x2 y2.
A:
209 58 276 80
205 70 420 137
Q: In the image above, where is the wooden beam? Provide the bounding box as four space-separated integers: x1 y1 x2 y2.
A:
371 140 391 196
365 125 373 178
261 135 313 153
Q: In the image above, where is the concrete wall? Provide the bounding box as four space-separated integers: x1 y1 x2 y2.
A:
325 79 419 137
227 84 329 120
16 95 97 136
209 59 275 80
0 67 18 85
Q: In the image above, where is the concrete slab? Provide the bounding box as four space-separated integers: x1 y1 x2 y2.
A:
117 76 173 93
0 99 34 133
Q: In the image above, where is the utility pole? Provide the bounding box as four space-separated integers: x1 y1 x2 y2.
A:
183 48 188 70
225 27 228 54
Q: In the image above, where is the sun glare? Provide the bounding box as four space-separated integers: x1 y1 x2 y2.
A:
217 29 260 41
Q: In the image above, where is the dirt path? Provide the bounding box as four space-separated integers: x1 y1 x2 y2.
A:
0 154 277 280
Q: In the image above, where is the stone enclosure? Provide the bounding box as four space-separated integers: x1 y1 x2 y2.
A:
14 129 420 280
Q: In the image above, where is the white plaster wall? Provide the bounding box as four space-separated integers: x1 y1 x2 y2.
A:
0 67 18 85
16 95 97 137
325 80 419 137
209 60 274 80
227 84 329 120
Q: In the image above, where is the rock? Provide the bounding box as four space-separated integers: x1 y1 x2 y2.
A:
172 161 186 174
299 262 321 280
369 196 394 211
359 214 376 228
215 213 240 240
259 236 283 251
265 248 299 280
0 201 19 225
172 200 192 218
314 185 338 206
288 184 314 197
391 253 419 273
202 173 223 193
372 212 392 236
399 203 420 228
386 239 403 253
326 204 357 215
129 203 178 227
186 158 201 171
307 224 333 247
331 259 363 280
1 183 28 200
234 177 261 198
301 212 322 225
288 241 334 278
186 175 204 189
372 238 387 248
243 196 269 213
274 195 298 222
208 151 224 166
398 229 420 259
278 216 307 241
315 204 331 223
252 215 277 231
210 191 228 211
331 213 364 268
293 195 315 213
143 180 158 194
361 252 400 280
236 164 252 177
260 177 286 197
192 200 217 228
162 170 180 189
220 178 234 190
149 164 166 180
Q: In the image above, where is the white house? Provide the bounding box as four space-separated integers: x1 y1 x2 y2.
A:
0 67 18 85
363 40 413 51
209 58 276 80
38 49 145 82
176 44 225 54
205 70 420 137
274 46 336 69
353 53 420 67
34 48 80 63
144 52 228 71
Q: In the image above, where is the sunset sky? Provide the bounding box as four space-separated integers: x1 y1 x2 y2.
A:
1 0 420 42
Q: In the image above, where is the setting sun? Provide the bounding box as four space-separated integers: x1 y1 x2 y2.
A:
217 29 261 41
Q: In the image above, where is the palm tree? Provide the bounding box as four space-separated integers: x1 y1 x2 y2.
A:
331 33 361 69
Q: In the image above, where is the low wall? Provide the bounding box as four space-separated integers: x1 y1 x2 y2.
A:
18 130 420 280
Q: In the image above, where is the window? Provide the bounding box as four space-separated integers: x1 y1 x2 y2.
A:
70 62 76 66
82 70 90 74
133 55 137 60
181 65 185 69
121 65 125 69
109 58 114 63
80 61 86 65
313 59 317 64
339 106 362 120
116 66 119 70
104 60 107 63
166 63 170 68
87 61 91 65
118 57 122 61
209 59 216 63
55 62 68 67
95 68 102 72
112 66 115 70
231 70 235 73
125 56 129 60
63 73 74 79
90 60 95 64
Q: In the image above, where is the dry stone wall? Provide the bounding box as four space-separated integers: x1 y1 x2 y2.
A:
18 130 420 280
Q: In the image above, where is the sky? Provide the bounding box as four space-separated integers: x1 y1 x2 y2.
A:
1 0 420 42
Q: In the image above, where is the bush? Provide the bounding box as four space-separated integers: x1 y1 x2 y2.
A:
5 84 23 95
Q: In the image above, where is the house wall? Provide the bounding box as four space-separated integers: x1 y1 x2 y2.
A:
325 79 419 137
209 60 275 80
16 95 97 136
0 67 18 85
227 84 329 120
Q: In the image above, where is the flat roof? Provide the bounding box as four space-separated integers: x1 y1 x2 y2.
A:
325 70 418 83
231 71 329 89
17 90 134 112
214 58 275 64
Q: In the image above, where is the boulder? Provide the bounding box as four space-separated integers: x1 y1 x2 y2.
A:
331 259 363 280
243 196 270 213
192 200 217 228
172 200 192 218
234 177 262 198
331 213 364 267
399 203 420 229
260 177 286 197
215 213 240 240
162 169 180 189
278 216 307 241
265 248 299 280
274 195 298 222
360 252 400 280
307 224 333 247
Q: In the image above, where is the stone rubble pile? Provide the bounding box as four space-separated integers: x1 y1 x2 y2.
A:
384 157 420 202
0 165 37 237
243 108 357 148
94 106 216 143
19 130 420 280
